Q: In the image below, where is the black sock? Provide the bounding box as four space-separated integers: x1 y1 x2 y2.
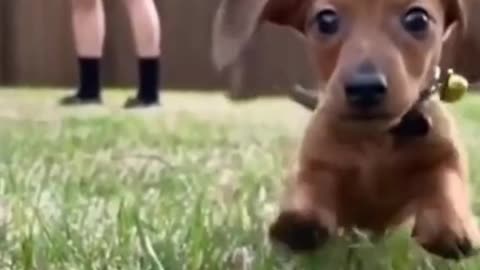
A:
137 57 160 103
77 58 101 99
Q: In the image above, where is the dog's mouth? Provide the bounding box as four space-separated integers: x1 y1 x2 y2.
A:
335 111 399 133
340 108 396 124
343 112 393 122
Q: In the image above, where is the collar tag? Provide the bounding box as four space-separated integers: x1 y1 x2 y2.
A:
439 69 469 103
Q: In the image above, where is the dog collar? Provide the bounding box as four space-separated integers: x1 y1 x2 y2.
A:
288 68 469 138
389 67 469 138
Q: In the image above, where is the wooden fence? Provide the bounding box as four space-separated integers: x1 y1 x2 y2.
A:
0 0 316 97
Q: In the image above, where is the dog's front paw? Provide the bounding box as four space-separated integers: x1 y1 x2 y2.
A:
413 217 480 260
416 233 479 260
268 210 330 252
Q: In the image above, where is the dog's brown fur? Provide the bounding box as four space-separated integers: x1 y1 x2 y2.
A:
212 0 480 260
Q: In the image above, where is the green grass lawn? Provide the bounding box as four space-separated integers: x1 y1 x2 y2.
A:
2 89 480 269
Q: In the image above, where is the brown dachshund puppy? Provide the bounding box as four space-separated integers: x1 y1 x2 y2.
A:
212 0 480 260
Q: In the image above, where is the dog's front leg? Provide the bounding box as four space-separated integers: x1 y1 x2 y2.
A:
269 168 337 253
413 168 480 260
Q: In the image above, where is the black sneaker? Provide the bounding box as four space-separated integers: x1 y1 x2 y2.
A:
59 95 102 106
123 96 159 109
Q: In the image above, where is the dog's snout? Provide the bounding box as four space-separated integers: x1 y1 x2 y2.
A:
345 71 387 109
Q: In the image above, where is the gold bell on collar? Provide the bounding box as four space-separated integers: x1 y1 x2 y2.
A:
439 69 469 103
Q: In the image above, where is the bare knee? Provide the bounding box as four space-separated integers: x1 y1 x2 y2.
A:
71 0 102 11
122 0 155 9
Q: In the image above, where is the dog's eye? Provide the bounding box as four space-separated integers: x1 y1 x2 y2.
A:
315 9 340 35
402 7 430 35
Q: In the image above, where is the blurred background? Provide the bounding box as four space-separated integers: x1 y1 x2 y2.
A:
0 0 316 99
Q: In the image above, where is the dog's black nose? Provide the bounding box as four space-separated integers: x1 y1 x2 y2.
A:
345 71 387 109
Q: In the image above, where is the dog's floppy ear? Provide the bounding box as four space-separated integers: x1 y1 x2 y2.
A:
442 0 466 42
211 0 309 70
440 0 480 84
